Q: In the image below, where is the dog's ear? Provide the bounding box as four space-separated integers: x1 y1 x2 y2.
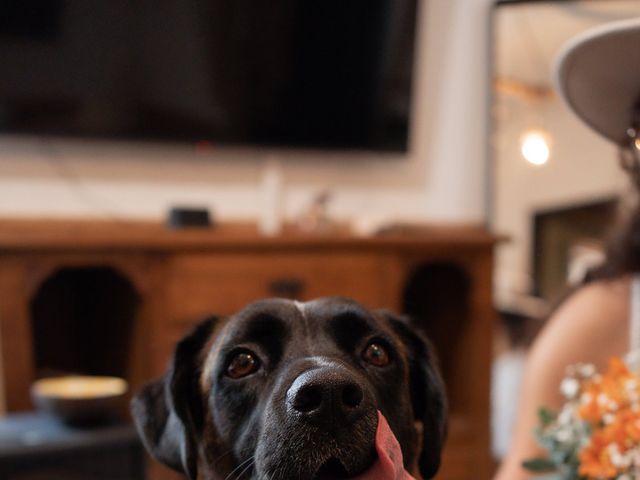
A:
131 317 216 480
383 311 447 480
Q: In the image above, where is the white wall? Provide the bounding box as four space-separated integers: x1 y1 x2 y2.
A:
0 0 493 225
493 95 627 301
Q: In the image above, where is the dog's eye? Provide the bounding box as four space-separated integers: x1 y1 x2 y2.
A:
226 351 259 379
362 342 390 367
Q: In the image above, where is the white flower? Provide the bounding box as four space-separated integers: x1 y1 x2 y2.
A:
575 363 596 378
561 378 580 399
608 443 628 468
598 393 610 407
581 392 593 406
554 427 574 443
557 404 579 426
629 447 640 468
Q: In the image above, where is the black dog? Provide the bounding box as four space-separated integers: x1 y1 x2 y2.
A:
132 297 446 480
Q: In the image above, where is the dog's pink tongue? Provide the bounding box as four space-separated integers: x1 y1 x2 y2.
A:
354 411 415 480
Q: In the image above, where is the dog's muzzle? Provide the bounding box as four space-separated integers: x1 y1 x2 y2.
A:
253 362 378 478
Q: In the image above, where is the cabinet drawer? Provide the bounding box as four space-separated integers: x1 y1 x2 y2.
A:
165 253 386 322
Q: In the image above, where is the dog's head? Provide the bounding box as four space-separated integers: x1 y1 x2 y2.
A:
131 297 446 480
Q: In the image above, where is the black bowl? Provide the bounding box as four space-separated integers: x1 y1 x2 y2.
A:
31 376 128 426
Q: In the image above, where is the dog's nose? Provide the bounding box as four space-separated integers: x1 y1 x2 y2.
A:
286 368 366 425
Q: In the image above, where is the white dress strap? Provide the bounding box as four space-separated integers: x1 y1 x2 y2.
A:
630 275 640 353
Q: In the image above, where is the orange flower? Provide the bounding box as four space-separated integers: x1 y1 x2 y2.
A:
579 441 617 478
578 358 639 424
578 412 639 477
575 358 640 477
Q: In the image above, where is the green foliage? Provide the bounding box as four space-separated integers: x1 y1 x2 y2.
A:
522 458 556 472
522 406 589 479
538 407 557 427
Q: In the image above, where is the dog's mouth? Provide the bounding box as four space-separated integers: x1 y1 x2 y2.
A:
315 457 351 479
311 411 410 480
256 405 381 480
313 456 372 479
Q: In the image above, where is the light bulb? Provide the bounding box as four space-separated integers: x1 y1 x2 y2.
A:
520 130 550 166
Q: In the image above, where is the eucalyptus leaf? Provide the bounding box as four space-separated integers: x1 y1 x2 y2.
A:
523 458 557 472
538 407 558 427
531 475 564 480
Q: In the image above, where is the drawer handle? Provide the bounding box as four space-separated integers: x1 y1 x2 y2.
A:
268 278 305 299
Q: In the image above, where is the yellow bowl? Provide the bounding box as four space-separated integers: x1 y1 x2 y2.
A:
31 376 128 425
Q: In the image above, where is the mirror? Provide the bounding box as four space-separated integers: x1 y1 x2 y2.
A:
490 0 640 460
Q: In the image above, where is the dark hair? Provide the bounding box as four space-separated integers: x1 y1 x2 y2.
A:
586 139 640 281
590 203 640 281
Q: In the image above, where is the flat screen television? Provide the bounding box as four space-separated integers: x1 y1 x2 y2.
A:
0 0 418 152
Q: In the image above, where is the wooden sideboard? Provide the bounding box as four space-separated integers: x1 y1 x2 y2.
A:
0 219 498 480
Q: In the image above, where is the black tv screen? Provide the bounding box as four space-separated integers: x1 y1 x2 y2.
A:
0 0 418 152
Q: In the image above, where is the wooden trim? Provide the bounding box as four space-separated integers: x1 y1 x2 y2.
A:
0 219 501 252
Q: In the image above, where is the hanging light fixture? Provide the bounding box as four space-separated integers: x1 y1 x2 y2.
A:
520 129 551 166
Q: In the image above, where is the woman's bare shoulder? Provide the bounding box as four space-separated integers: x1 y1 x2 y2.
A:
531 276 631 368
552 277 630 327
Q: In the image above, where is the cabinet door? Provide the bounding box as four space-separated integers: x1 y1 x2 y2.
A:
165 252 386 323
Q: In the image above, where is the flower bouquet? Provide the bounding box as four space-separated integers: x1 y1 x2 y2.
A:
525 355 640 479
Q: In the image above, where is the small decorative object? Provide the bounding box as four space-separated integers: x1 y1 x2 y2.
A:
525 354 640 479
167 207 213 228
31 375 128 425
296 190 335 234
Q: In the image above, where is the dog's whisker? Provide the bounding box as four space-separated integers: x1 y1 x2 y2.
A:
224 456 254 480
213 446 253 468
233 457 255 480
266 464 279 480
